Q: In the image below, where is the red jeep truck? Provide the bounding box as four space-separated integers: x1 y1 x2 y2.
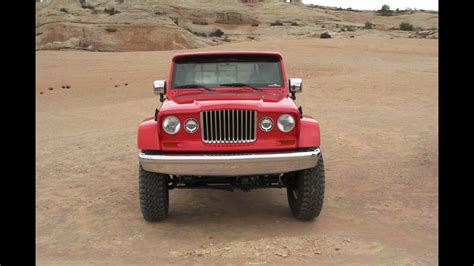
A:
137 51 325 221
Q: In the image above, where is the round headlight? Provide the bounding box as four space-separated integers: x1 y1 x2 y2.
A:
162 116 180 135
259 117 273 132
277 114 295 132
184 118 199 133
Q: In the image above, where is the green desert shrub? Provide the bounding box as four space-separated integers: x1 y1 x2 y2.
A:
399 22 414 31
364 21 374 29
104 7 121 16
270 20 283 26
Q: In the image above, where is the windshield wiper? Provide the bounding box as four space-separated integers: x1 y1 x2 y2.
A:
219 83 261 90
174 84 214 91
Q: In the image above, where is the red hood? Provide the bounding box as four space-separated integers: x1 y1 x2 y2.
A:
158 90 298 116
170 88 285 104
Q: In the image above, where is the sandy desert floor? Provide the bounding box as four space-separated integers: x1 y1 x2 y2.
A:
36 36 438 264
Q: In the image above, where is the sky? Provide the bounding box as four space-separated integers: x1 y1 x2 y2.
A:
301 0 438 11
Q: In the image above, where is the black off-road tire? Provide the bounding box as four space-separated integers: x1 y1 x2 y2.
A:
139 164 169 221
287 154 325 220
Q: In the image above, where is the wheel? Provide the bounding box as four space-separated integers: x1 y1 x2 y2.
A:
287 153 325 220
139 164 169 221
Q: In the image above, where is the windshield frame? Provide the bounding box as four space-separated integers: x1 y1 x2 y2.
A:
170 55 285 90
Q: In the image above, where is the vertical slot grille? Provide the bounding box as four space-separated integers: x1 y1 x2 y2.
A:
201 110 257 143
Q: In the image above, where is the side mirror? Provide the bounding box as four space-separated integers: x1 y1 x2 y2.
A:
288 78 302 100
153 80 167 102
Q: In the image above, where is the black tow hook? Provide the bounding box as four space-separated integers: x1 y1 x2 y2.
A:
154 108 159 121
298 106 303 118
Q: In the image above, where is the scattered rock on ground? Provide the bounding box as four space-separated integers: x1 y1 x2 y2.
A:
275 251 289 258
320 32 332 39
408 30 438 39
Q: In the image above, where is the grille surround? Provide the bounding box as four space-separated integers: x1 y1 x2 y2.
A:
200 109 257 143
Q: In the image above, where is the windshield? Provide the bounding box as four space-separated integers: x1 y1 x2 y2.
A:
172 61 284 89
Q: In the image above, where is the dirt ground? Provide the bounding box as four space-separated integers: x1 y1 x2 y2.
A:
36 36 438 264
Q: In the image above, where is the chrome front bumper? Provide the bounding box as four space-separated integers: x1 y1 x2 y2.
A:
139 148 321 176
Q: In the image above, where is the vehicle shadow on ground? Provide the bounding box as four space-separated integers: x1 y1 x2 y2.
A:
162 188 320 226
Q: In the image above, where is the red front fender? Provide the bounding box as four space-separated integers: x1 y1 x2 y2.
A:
298 116 321 148
137 118 160 150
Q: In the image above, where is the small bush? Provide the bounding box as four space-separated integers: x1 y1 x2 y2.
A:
104 7 121 16
291 22 299 26
60 7 68 13
209 28 224 37
399 22 413 31
346 26 356 32
155 11 166 15
270 21 283 26
105 27 117 32
251 22 259 27
364 21 374 29
171 17 179 25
